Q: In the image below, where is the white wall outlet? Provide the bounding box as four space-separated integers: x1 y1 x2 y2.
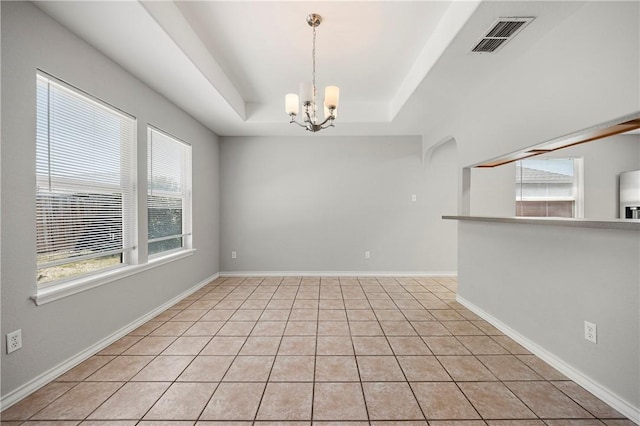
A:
364 251 370 259
6 329 22 354
411 194 417 202
231 251 237 259
584 321 597 344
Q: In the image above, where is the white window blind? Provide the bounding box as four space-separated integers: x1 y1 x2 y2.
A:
36 73 136 284
147 127 192 256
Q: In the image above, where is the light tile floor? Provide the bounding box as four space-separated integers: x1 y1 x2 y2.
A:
2 276 635 425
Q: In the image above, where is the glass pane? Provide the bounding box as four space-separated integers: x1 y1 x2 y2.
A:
148 195 182 240
37 253 121 284
516 158 576 217
149 238 183 256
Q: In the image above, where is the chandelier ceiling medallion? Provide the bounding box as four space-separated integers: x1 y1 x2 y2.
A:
285 13 339 133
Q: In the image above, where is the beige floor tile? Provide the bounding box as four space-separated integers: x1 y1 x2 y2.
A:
1 382 77 421
313 383 368 420
162 337 210 355
56 356 115 382
346 310 377 321
401 310 435 321
17 421 81 426
182 322 224 337
516 355 568 380
223 356 274 381
319 299 345 309
266 300 294 310
506 381 593 419
491 336 531 354
318 310 347 321
457 336 509 355
293 300 319 309
215 301 244 310
431 310 466 321
259 310 291 321
397 356 451 381
362 382 424 420
278 336 316 355
374 310 407 321
387 337 432 355
88 356 154 381
240 300 269 310
380 321 418 336
169 310 208 322
250 321 287 336
315 356 360 382
485 421 545 426
256 382 313 420
88 382 169 419
411 322 452 336
123 337 176 356
442 321 485 336
357 356 405 381
316 336 354 355
352 337 393 355
132 356 194 381
317 322 350 336
230 310 262 321
459 382 537 419
153 310 180 322
150 322 194 337
217 322 255 336
200 310 234 322
200 337 247 356
238 336 281 355
349 321 384 336
553 381 625 418
269 356 315 382
470 321 504 336
411 382 480 420
199 382 265 420
477 355 542 381
284 321 317 336
437 356 497 381
289 310 319 321
428 421 485 426
368 300 396 310
344 300 372 310
144 383 216 420
543 421 604 426
423 337 471 355
97 336 143 356
177 356 234 382
32 382 122 420
81 421 139 426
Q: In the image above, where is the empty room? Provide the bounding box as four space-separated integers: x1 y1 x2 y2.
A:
1 0 639 424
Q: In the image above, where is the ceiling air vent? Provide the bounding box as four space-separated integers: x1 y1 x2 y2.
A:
471 17 534 53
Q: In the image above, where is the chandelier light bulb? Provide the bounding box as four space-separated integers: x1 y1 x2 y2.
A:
285 93 299 115
324 86 339 109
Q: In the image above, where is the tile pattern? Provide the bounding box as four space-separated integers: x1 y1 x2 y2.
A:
2 276 634 424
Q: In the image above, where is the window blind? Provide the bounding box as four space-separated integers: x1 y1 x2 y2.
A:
36 73 136 283
147 127 191 256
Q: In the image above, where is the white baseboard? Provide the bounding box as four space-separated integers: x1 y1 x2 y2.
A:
0 272 219 412
220 271 457 277
457 296 640 424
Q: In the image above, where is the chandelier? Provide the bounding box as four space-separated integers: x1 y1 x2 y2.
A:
285 13 339 133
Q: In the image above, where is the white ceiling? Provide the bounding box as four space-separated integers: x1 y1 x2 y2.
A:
33 1 595 138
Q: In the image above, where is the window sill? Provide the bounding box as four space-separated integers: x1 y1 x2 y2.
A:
32 248 196 306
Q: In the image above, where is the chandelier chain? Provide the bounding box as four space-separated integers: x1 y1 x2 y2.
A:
312 24 317 121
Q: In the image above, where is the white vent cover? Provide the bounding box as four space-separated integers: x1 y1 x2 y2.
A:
472 17 534 53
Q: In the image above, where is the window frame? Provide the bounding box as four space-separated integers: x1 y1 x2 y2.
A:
35 71 138 288
515 157 584 218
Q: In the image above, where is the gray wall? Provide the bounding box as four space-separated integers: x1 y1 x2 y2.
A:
220 136 458 273
458 221 640 411
1 2 220 398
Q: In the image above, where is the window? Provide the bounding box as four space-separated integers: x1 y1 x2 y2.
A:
515 158 583 218
36 73 136 285
147 127 192 256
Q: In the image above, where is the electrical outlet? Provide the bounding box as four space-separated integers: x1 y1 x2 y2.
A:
231 251 237 259
411 194 417 202
364 251 370 259
6 329 22 354
584 321 597 344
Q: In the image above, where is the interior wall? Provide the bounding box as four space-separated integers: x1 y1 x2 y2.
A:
219 135 458 274
1 2 220 399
